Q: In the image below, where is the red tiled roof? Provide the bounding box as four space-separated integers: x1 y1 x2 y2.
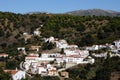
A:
49 70 57 72
26 55 38 57
4 70 19 75
0 53 8 56
68 55 80 57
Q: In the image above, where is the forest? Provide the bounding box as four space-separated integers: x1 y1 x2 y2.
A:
0 12 120 52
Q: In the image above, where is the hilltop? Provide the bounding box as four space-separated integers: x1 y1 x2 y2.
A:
66 9 120 17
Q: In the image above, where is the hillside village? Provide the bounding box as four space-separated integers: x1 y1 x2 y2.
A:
0 0 120 79
0 29 120 80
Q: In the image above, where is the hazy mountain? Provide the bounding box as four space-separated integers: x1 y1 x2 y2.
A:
66 9 120 16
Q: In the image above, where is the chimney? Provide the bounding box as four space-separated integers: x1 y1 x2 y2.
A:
16 67 18 71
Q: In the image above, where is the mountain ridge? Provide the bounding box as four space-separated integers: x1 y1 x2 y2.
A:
65 9 120 17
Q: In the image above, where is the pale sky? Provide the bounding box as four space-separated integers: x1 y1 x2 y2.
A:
0 0 119 13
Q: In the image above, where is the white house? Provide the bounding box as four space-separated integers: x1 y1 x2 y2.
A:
17 47 25 51
30 46 41 52
83 56 95 64
23 62 30 71
60 71 69 78
86 45 106 51
48 68 57 76
56 54 88 64
36 58 54 62
108 44 116 50
55 40 68 49
38 66 47 74
23 32 33 42
66 45 78 49
45 36 55 43
65 55 84 64
86 45 99 51
64 49 79 56
25 55 39 62
34 30 41 37
79 50 89 57
113 40 120 49
0 53 8 58
92 52 107 58
17 47 26 55
56 55 65 64
48 36 55 43
64 49 89 57
4 70 26 80
41 53 60 58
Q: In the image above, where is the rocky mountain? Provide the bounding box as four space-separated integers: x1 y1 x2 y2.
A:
66 9 120 16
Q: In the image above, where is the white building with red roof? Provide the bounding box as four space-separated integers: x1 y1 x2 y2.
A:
4 69 26 80
25 53 39 62
55 40 68 49
38 66 47 74
0 53 8 58
30 46 41 52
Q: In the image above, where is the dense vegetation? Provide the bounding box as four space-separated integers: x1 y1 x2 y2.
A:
0 12 120 52
21 74 60 80
41 14 120 47
0 67 11 80
66 56 120 80
0 12 50 54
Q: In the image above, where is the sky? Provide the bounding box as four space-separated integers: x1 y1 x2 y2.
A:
0 0 120 14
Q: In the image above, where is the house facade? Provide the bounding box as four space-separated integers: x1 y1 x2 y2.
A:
114 40 120 49
0 53 8 58
4 70 26 80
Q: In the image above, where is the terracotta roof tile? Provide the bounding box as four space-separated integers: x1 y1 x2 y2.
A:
4 70 19 75
0 53 8 56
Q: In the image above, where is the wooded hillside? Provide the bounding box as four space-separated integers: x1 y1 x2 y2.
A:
0 12 120 53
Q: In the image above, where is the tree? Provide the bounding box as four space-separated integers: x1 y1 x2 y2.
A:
97 32 108 39
79 69 87 79
76 24 85 32
94 68 110 80
42 41 56 50
6 59 19 69
43 76 60 80
60 48 65 54
0 29 4 37
80 34 94 47
1 43 7 48
6 31 11 38
0 68 11 80
31 74 43 80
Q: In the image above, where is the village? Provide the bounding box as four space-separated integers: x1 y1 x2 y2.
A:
0 30 120 80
